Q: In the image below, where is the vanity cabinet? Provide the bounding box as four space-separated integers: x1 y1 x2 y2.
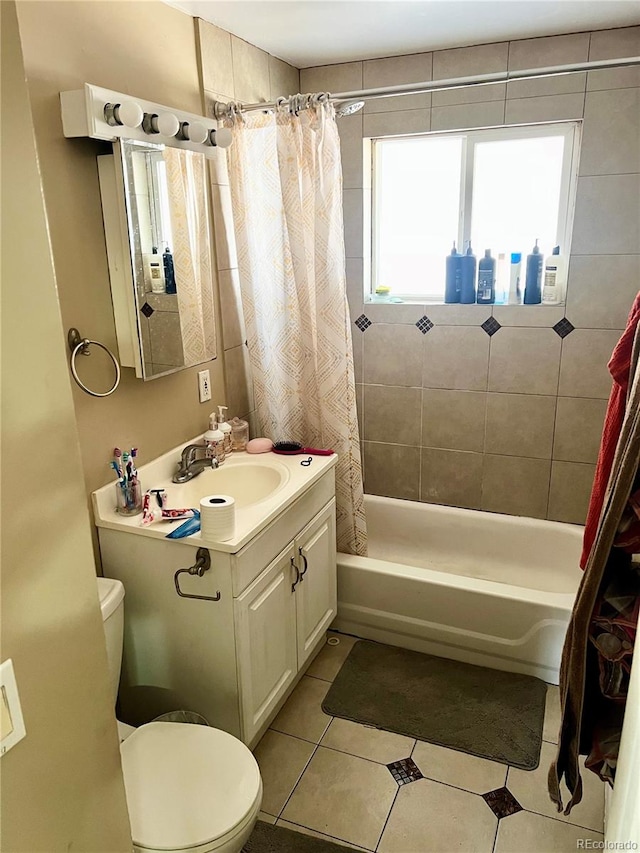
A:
98 469 336 748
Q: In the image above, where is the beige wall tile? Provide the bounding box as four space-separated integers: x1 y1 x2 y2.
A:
492 305 565 327
548 460 595 524
485 393 556 459
553 397 607 463
352 327 363 384
580 87 640 176
507 741 604 831
422 389 487 452
432 42 508 107
363 441 421 500
338 112 365 189
495 810 603 853
566 256 640 329
588 26 640 91
231 36 270 103
355 383 363 431
506 33 589 99
505 92 584 124
197 20 234 97
378 778 497 853
300 62 363 95
224 343 253 417
488 328 561 395
423 304 491 326
363 108 430 137
558 329 621 398
363 323 423 386
343 188 364 259
211 183 238 270
364 384 422 444
269 55 299 101
282 747 397 850
572 175 640 255
424 326 490 391
412 741 507 795
363 53 432 113
321 718 415 764
364 303 426 324
253 730 315 817
482 455 551 518
346 258 364 317
271 676 331 744
421 448 483 509
431 100 505 132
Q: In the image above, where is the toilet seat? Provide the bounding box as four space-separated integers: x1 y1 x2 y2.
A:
120 722 262 852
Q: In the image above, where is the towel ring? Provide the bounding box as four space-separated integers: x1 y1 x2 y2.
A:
67 328 121 397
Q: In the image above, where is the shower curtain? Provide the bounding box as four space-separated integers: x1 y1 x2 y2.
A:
226 96 367 556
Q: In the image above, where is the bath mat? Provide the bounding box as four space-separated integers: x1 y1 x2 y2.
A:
321 640 547 770
243 821 358 852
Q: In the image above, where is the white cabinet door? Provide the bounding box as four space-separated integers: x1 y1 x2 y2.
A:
294 500 337 669
234 544 297 744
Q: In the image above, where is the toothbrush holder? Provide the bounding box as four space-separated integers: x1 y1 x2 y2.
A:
115 480 143 516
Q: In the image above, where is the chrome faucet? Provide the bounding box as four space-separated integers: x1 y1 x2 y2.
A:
172 443 218 484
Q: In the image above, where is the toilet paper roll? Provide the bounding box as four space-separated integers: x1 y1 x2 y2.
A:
199 495 236 541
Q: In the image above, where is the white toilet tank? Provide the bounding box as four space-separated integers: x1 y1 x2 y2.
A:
97 576 125 707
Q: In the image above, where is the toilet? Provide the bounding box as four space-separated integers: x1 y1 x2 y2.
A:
97 577 263 853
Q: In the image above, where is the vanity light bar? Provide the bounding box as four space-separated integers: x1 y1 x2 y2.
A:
60 83 232 155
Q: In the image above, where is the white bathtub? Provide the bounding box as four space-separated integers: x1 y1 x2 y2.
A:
334 495 584 683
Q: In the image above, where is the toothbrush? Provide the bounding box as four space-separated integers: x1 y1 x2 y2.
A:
113 447 123 479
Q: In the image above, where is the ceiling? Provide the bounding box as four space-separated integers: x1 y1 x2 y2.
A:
165 0 640 68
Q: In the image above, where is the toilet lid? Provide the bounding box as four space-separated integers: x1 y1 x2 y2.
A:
120 722 261 852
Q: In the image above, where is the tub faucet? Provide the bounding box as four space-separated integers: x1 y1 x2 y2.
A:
172 443 218 484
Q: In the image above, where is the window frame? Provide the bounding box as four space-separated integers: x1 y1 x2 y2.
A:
370 120 582 303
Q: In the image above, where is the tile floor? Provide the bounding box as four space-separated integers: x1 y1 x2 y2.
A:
252 632 606 853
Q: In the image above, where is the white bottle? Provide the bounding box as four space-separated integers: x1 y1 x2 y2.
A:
217 405 233 455
204 413 225 465
542 245 568 305
509 253 522 304
143 247 165 293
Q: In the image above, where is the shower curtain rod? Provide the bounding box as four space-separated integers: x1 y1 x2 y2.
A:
215 56 640 116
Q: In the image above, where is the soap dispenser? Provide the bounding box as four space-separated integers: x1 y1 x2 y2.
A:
217 405 233 455
204 413 225 465
524 240 543 304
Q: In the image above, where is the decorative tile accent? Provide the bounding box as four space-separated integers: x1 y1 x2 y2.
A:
482 786 523 819
140 302 154 318
387 757 424 786
481 316 501 336
553 318 575 338
416 315 434 334
355 314 372 332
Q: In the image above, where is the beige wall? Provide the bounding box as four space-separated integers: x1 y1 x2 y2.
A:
15 0 227 508
0 2 131 849
302 26 640 523
196 19 300 437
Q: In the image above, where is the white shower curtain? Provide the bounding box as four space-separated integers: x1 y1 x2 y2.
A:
226 98 367 556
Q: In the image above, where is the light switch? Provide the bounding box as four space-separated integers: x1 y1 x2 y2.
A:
1 659 26 756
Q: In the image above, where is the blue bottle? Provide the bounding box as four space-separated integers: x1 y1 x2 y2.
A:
460 243 477 304
163 247 177 294
477 249 496 304
524 240 543 304
445 242 462 303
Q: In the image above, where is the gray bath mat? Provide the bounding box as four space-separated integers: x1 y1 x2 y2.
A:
243 821 357 852
321 640 546 770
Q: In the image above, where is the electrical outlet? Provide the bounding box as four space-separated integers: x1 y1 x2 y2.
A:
198 369 211 403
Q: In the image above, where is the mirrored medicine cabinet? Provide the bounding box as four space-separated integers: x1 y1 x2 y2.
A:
98 139 217 380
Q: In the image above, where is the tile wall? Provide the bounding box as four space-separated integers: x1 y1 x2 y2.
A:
301 26 640 523
196 20 300 434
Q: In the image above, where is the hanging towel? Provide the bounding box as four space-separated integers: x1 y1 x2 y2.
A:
581 293 640 569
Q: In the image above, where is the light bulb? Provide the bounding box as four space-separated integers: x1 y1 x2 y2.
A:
181 120 208 144
157 112 180 137
104 100 143 128
209 127 233 149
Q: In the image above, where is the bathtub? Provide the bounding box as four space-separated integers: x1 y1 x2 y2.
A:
334 495 584 684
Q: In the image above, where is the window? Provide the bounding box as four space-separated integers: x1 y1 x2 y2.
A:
371 122 580 302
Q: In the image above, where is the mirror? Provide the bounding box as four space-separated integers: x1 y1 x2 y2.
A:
100 139 217 380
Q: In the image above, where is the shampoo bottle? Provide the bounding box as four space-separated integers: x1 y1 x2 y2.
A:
542 246 568 305
460 243 477 304
217 405 233 455
163 247 177 294
524 240 543 304
476 249 496 304
144 247 165 293
204 413 225 465
445 242 462 303
509 253 522 304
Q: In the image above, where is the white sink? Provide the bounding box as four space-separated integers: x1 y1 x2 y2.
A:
170 459 289 509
